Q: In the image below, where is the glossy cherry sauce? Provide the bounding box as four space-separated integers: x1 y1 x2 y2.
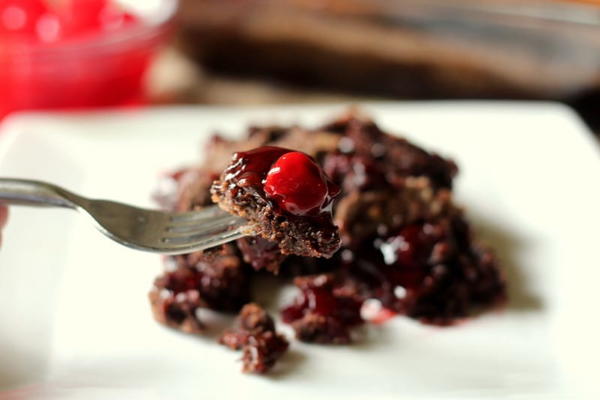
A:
225 146 339 216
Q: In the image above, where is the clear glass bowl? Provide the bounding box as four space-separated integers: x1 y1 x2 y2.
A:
0 0 178 119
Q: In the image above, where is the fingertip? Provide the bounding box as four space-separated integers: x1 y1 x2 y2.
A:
0 205 8 229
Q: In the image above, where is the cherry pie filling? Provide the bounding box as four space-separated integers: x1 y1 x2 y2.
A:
149 113 506 373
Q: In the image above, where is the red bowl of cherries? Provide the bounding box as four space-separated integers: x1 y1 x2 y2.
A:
0 0 176 119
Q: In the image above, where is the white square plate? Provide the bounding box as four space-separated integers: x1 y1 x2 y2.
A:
0 103 599 400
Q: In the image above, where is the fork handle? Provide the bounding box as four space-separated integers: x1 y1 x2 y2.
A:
0 178 79 208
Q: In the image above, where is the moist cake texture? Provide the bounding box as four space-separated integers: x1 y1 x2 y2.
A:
211 146 341 258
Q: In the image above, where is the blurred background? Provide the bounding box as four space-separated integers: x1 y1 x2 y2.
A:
1 0 600 136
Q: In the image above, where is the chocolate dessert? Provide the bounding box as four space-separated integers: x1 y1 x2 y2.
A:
211 146 341 258
281 274 363 344
220 303 289 373
149 110 506 373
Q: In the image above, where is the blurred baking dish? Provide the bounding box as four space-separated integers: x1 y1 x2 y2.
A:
176 0 600 99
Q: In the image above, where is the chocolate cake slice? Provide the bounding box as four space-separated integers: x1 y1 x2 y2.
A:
149 109 506 374
211 146 341 258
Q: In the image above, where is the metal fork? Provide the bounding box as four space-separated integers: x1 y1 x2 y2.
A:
0 178 248 254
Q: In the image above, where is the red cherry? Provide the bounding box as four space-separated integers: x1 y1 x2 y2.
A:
306 288 337 316
35 12 62 43
280 303 304 324
281 288 339 320
264 152 329 216
58 0 139 39
383 224 423 269
0 0 48 38
100 6 138 32
378 224 429 289
120 11 137 25
60 0 105 36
